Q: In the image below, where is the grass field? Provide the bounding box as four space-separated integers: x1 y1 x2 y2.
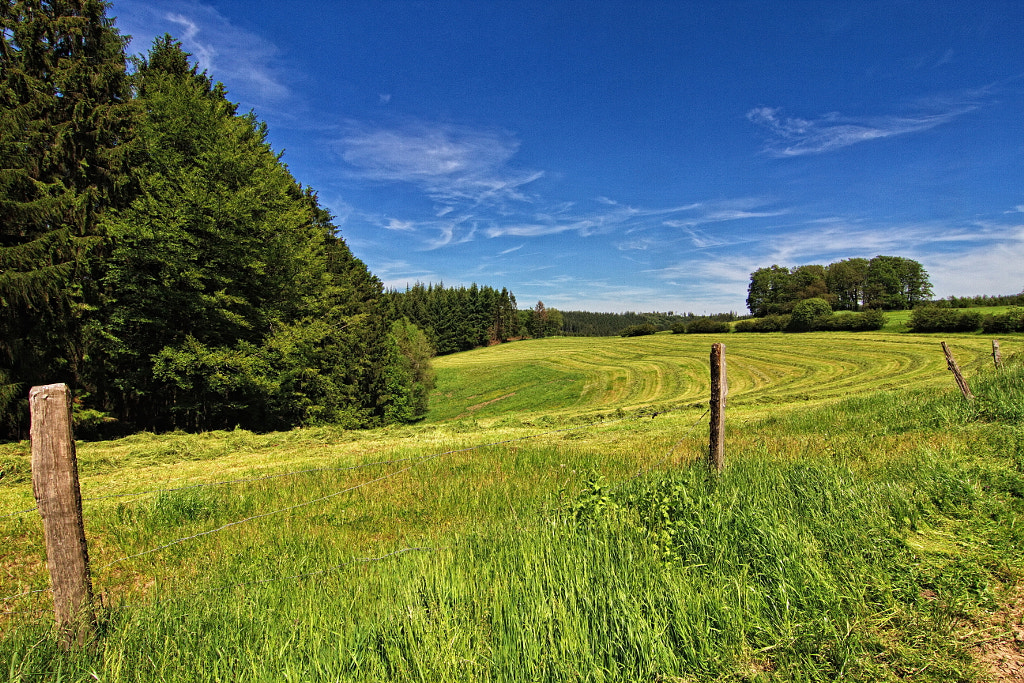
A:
426 331 1000 421
1 330 1022 681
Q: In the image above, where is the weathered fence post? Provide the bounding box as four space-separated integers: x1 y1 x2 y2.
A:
940 342 974 400
709 343 727 473
992 340 1002 370
30 383 95 646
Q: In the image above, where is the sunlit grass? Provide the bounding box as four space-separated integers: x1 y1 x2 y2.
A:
1 335 1021 681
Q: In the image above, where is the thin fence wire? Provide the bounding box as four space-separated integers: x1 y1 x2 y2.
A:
634 408 710 477
91 414 630 575
2 458 421 519
79 457 418 504
2 416 625 604
1 414 636 520
1 547 440 618
0 607 49 618
4 505 38 518
1 407 694 608
93 467 419 573
153 546 443 603
0 587 50 604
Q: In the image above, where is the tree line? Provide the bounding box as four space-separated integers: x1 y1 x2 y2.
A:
384 286 571 354
0 4 434 438
929 293 1024 308
746 256 932 317
384 283 520 355
562 311 705 337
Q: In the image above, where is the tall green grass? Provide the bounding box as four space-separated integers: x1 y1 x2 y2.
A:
1 353 1021 681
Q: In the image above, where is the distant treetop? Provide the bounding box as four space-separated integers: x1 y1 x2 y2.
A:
746 256 933 317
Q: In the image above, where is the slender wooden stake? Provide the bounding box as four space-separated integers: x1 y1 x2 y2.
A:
30 383 95 647
940 342 974 400
992 340 1002 369
709 343 727 473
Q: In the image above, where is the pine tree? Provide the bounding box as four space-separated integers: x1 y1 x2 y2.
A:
0 0 135 436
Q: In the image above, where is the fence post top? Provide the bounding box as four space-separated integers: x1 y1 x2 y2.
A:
30 384 69 400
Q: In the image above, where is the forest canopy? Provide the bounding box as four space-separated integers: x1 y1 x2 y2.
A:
0 3 435 438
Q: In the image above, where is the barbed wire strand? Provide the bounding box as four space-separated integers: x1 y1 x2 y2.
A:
91 414 632 575
634 407 710 477
0 607 49 617
80 457 418 503
0 587 50 604
1 409 667 605
2 413 637 520
3 465 421 603
1 547 439 617
161 545 442 602
4 506 38 518
2 458 421 520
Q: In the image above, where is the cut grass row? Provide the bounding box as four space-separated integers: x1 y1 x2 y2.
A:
426 332 1000 422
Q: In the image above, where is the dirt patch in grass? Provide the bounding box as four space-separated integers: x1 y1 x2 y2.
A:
973 586 1024 682
466 393 516 412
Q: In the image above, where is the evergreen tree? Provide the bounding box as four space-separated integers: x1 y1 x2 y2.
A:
385 282 519 354
0 0 135 436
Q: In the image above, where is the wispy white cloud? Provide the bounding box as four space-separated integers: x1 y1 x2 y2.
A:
754 219 1005 266
484 199 721 241
425 221 478 250
747 103 975 157
484 220 590 239
925 226 1024 297
114 0 290 103
371 259 439 290
383 218 416 232
648 256 757 313
662 208 789 230
337 122 543 206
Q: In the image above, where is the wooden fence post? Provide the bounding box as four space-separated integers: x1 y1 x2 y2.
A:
940 342 974 400
709 343 727 473
30 383 95 646
992 340 1002 369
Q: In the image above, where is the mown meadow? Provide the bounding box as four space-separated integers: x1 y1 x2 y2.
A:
1 330 1022 681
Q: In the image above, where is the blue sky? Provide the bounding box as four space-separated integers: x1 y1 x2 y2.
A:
109 0 1024 314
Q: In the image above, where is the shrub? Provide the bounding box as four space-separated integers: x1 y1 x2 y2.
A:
981 308 1024 334
685 318 731 334
788 298 833 332
908 307 982 333
670 322 687 334
823 309 886 331
734 315 790 333
620 323 659 337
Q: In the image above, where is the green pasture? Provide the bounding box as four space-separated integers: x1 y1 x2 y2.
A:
426 331 1000 422
1 332 1022 682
